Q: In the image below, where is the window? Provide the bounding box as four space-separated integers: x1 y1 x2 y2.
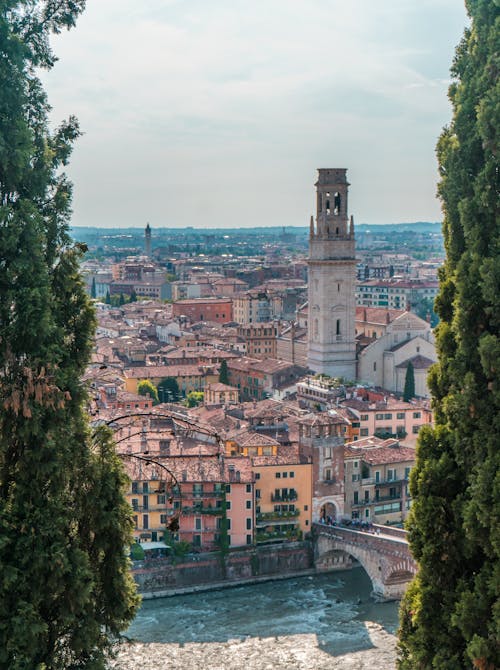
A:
290 471 294 478
160 514 167 524
193 534 201 547
246 500 252 509
131 482 139 494
195 518 202 530
373 362 377 371
375 471 380 483
255 488 261 499
397 412 405 420
360 414 368 421
384 413 392 420
157 494 166 505
142 495 149 510
131 498 139 511
336 319 341 335
225 484 231 493
282 472 288 478
364 490 370 502
365 509 370 518
360 428 369 436
246 484 252 493
226 500 231 510
246 534 252 545
413 412 421 419
246 518 252 530
226 518 231 530
387 469 396 481
143 514 149 529
405 467 411 479
275 472 281 478
255 473 260 480
353 492 359 504
193 484 203 497
412 425 420 434
142 483 149 493
324 468 332 481
375 413 384 420
354 461 359 469
352 474 360 482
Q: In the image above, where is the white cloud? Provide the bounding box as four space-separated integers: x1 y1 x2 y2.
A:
41 0 467 227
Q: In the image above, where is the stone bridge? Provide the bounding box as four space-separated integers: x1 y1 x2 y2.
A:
313 522 417 600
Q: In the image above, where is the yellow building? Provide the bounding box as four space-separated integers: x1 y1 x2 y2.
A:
123 364 219 396
252 453 312 543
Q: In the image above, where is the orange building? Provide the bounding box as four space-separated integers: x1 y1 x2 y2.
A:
172 298 233 324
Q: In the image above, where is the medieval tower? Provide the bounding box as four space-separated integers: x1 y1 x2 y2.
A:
145 223 152 258
307 168 357 380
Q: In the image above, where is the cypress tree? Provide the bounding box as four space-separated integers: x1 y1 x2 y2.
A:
398 2 499 669
90 276 97 299
219 358 229 385
0 3 139 668
403 361 415 402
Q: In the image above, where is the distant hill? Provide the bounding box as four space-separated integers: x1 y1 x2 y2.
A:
70 222 442 236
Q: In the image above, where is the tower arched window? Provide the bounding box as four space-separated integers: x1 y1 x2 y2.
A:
314 319 319 340
334 192 341 215
326 200 330 214
336 319 341 336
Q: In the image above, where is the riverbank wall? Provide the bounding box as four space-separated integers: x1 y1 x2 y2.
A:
132 541 313 597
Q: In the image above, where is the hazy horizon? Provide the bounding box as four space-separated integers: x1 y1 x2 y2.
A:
43 1 468 229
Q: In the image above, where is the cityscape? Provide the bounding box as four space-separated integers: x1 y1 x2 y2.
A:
0 2 497 670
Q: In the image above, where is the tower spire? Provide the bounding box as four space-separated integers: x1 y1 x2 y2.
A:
309 215 314 238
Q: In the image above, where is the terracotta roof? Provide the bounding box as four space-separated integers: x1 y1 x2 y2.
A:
395 354 435 369
234 431 281 448
355 306 405 325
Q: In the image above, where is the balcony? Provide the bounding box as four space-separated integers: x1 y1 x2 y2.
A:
256 510 300 526
271 493 298 502
351 494 404 507
181 504 224 515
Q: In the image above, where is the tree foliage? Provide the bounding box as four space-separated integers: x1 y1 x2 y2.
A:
403 361 415 402
398 3 499 669
137 379 159 405
157 377 180 403
218 359 229 385
0 3 139 667
184 391 204 408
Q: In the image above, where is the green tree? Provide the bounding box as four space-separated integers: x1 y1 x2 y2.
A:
118 292 125 306
0 4 139 668
105 289 111 305
403 361 415 402
157 377 180 403
137 379 159 405
398 3 499 669
219 359 229 385
184 391 204 407
90 276 97 299
415 296 439 328
129 288 137 302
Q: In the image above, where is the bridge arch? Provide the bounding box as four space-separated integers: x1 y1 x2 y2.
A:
313 523 416 600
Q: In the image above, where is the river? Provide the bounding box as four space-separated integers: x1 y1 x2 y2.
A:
111 568 401 669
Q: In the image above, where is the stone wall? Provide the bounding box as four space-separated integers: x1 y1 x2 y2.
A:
133 542 313 594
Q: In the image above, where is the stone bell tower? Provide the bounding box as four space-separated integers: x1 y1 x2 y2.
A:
145 223 152 258
307 168 357 380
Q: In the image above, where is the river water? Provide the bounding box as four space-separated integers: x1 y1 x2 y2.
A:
111 568 401 670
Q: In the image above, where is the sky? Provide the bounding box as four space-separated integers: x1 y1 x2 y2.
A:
41 0 468 229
